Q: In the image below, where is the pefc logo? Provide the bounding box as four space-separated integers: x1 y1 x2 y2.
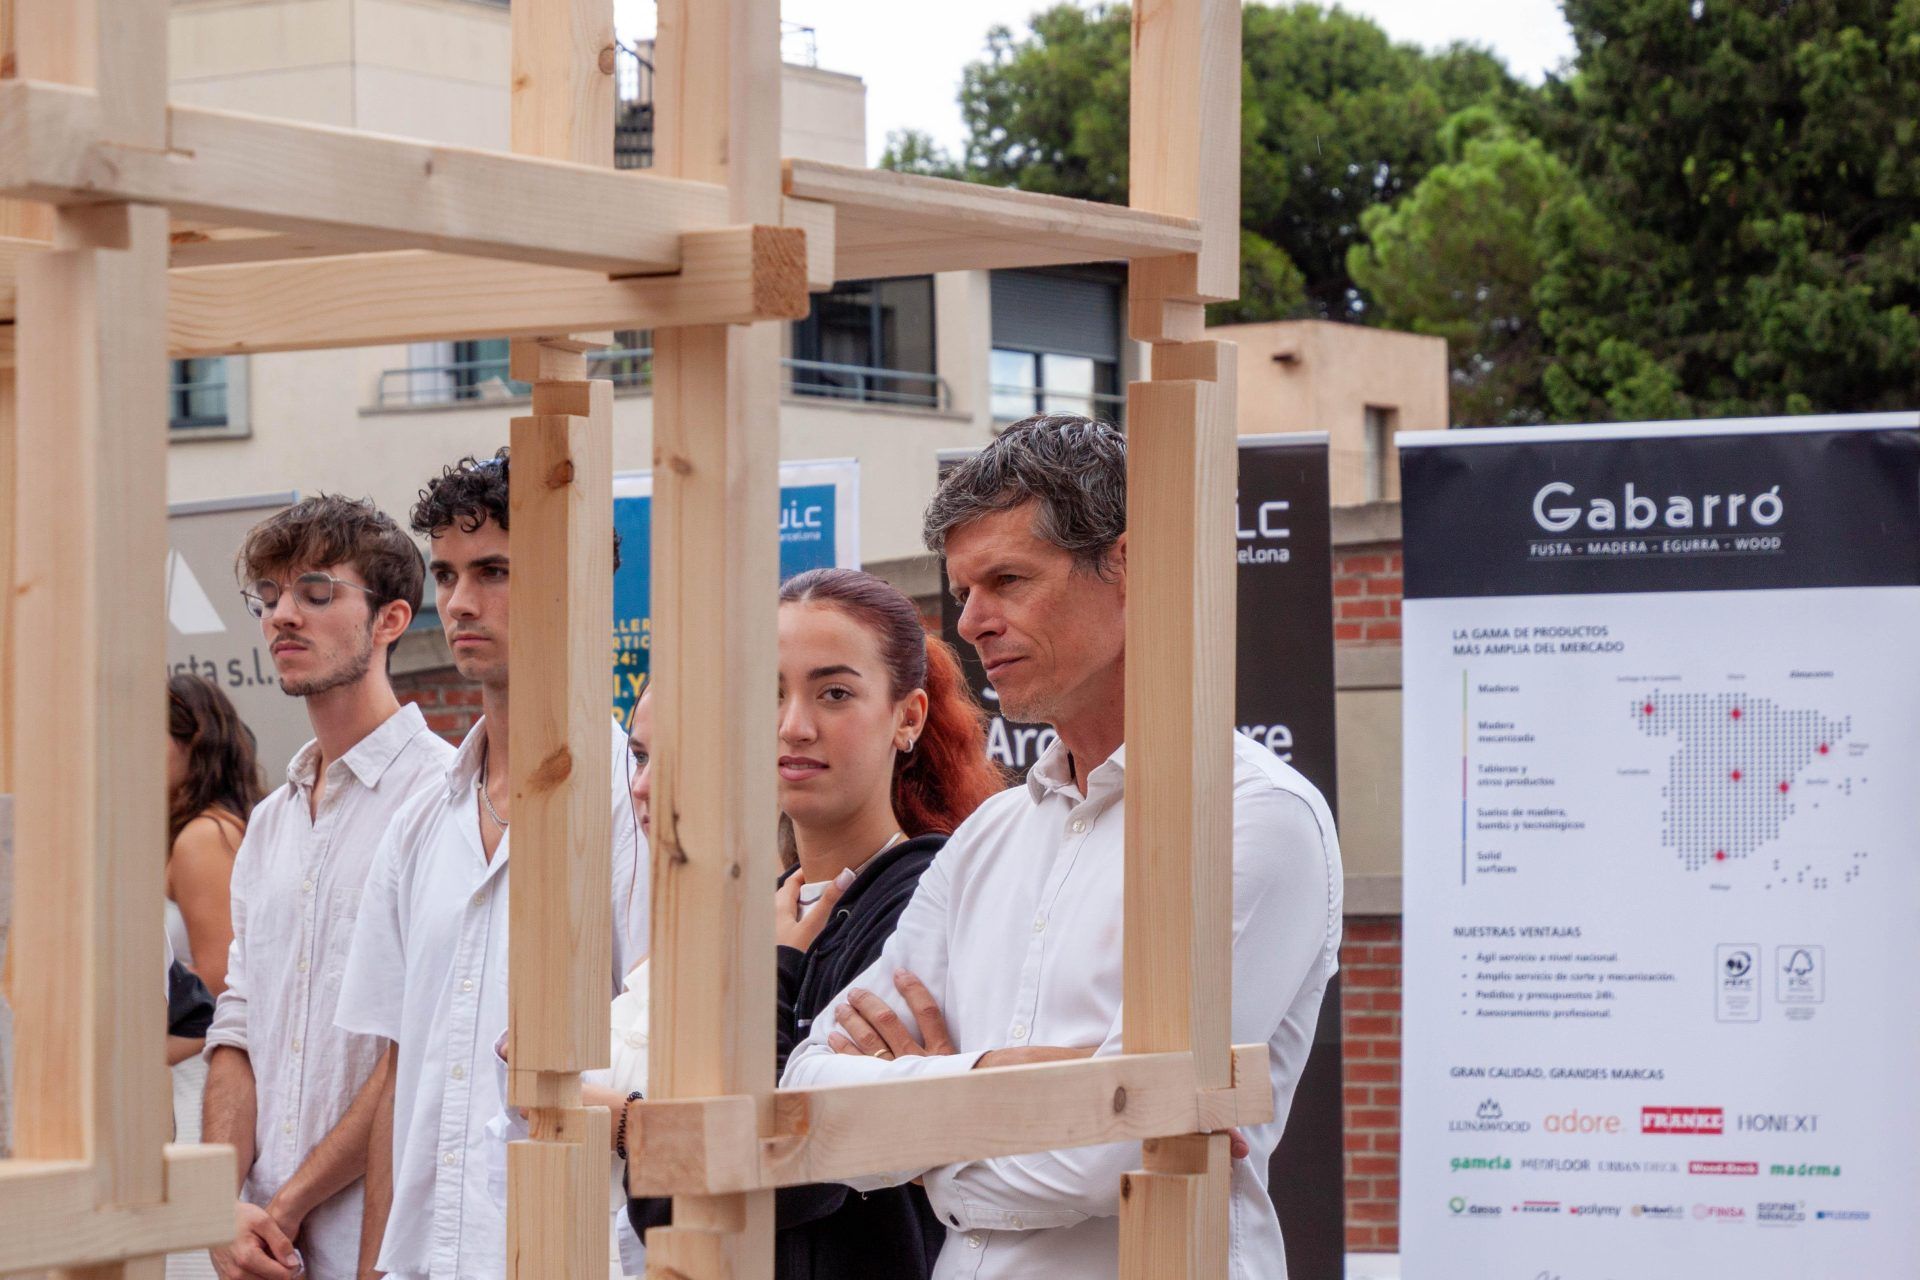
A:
1532 482 1783 533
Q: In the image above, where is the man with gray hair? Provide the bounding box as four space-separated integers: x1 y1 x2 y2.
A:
781 413 1343 1278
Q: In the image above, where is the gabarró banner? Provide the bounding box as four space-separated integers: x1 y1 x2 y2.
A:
1399 414 1920 1277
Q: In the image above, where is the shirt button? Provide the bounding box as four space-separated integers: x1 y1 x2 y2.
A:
1012 1215 1024 1229
282 1121 293 1136
302 879 314 894
290 1039 302 1054
296 958 309 973
1010 1022 1028 1041
451 1065 466 1080
444 1152 458 1167
1032 917 1046 933
1070 819 1086 834
471 892 484 907
461 979 475 993
967 1235 981 1249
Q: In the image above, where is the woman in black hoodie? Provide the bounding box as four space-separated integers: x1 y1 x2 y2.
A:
629 567 1003 1279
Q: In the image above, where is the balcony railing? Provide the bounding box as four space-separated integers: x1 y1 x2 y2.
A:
374 349 950 413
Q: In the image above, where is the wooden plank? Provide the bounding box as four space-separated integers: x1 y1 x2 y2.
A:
1128 0 1240 300
167 225 364 269
161 225 807 357
645 0 783 1271
11 202 173 1215
1118 1134 1230 1279
505 1108 611 1280
0 80 731 275
785 159 1202 281
0 1147 235 1274
507 399 614 1081
511 0 614 167
627 1044 1274 1195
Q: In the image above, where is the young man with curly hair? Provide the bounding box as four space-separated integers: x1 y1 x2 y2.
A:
337 450 648 1280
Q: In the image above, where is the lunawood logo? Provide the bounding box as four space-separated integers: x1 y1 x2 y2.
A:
1770 1162 1840 1178
1450 1155 1511 1172
1815 1209 1870 1222
1451 1099 1532 1133
1693 1204 1746 1222
1531 482 1784 533
1631 1204 1686 1220
1643 1106 1724 1135
1757 1201 1806 1227
1689 1160 1759 1176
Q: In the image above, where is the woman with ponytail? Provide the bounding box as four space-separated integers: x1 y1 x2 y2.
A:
626 567 1001 1280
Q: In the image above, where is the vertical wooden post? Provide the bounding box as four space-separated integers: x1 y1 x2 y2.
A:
645 0 782 1276
1123 1 1243 1276
503 4 618 1279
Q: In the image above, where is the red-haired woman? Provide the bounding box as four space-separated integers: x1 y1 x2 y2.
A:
626 567 1003 1279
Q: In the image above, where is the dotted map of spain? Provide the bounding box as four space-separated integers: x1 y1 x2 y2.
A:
1631 693 1853 875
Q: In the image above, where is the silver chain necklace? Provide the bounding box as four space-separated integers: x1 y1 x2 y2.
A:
478 746 508 831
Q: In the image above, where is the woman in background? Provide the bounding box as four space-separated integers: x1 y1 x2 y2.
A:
164 674 262 1280
628 567 1003 1280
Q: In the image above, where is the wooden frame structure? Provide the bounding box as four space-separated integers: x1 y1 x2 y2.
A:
0 0 1258 1275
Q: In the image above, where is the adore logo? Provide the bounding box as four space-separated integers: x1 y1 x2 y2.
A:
1543 1107 1622 1135
1643 1106 1724 1135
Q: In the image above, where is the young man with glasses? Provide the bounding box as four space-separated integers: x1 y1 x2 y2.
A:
202 496 456 1280
337 450 648 1280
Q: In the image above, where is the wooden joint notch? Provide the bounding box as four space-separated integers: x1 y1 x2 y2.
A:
660 224 809 323
627 1095 762 1197
1127 254 1222 344
0 1145 236 1274
1195 1043 1275 1131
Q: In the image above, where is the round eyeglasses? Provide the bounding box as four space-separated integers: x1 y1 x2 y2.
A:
242 572 380 619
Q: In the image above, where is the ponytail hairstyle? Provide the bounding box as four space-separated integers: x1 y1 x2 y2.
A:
167 673 265 846
778 568 1004 842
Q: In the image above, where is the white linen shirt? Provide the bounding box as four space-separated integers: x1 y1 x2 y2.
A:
203 702 454 1280
780 732 1342 1280
336 717 648 1280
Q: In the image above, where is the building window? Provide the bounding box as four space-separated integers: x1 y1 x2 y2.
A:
789 277 940 409
378 332 650 409
169 357 249 439
1364 404 1397 503
988 267 1124 425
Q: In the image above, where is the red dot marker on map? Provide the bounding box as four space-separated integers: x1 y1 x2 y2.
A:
1714 851 1727 862
1730 707 1743 720
1818 743 1829 754
1778 781 1790 793
1642 703 1655 715
1730 769 1742 782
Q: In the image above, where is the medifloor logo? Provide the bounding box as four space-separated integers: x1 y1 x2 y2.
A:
1643 1106 1724 1135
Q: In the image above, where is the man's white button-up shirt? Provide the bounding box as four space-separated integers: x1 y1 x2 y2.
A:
336 717 648 1280
780 732 1342 1280
204 702 455 1279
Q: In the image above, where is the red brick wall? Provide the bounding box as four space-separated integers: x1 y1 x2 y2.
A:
1334 545 1403 646
394 667 482 745
1341 916 1404 1252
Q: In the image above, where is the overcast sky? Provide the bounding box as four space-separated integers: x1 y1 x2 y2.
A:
615 1 1576 166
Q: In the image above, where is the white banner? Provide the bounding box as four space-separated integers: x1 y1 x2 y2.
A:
1399 415 1920 1276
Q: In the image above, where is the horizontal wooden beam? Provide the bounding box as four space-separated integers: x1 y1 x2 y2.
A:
166 224 809 356
784 158 1201 280
0 80 730 275
167 225 367 268
0 1146 236 1274
626 1044 1273 1196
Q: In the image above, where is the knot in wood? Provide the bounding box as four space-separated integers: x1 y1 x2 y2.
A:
1120 1174 1134 1201
598 44 619 75
665 453 693 476
546 458 575 488
526 745 572 792
1112 1086 1128 1114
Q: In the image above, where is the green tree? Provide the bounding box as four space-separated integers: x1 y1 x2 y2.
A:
1535 0 1920 418
1348 109 1576 425
948 3 1525 321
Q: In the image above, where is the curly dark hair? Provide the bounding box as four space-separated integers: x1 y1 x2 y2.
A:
167 673 264 845
922 412 1127 579
236 494 425 654
411 447 622 570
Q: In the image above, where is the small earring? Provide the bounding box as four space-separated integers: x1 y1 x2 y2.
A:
901 737 917 755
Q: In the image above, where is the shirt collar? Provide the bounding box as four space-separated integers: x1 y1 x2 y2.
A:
1024 737 1128 804
445 716 491 799
285 701 433 791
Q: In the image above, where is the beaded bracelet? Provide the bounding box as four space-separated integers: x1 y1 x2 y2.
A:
615 1090 645 1161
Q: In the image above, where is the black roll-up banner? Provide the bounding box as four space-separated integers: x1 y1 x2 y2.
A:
936 434 1344 1279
